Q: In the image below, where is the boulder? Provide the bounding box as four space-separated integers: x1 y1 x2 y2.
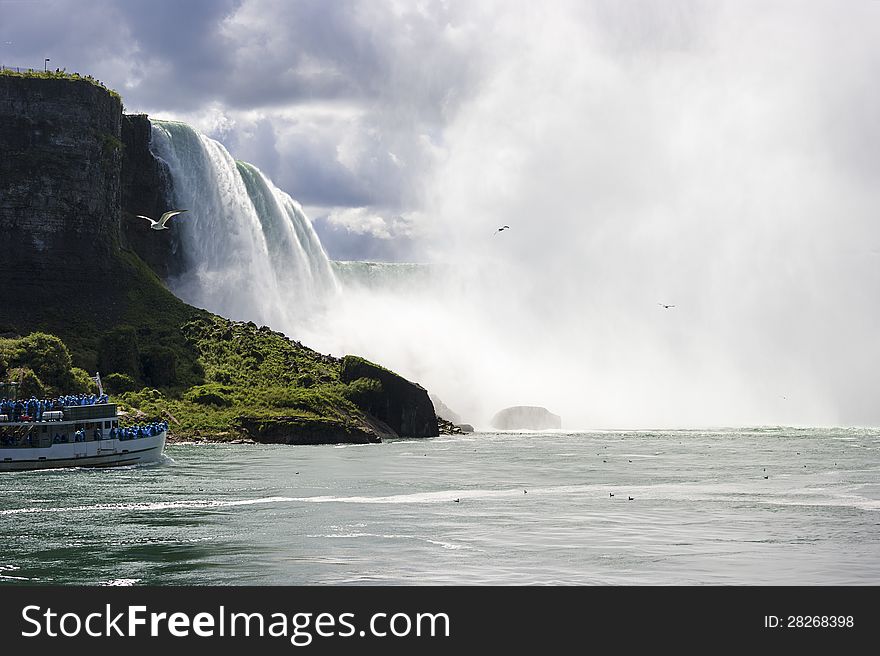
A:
490 406 562 430
437 417 462 435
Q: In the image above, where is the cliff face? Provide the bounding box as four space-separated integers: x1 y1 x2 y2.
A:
341 355 439 438
120 114 180 279
0 75 122 325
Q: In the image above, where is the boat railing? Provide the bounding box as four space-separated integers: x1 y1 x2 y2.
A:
0 403 117 423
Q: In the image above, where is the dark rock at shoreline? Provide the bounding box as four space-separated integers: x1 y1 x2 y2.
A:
340 356 439 438
491 406 562 430
437 417 462 434
236 415 389 445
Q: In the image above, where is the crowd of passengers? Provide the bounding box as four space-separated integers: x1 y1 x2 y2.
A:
1 421 168 447
0 394 110 421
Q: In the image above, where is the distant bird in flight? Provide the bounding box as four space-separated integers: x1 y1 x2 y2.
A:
658 303 676 309
136 209 188 231
493 225 510 236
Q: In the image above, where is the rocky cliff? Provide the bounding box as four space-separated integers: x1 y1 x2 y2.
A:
0 74 122 327
120 114 181 279
341 356 439 438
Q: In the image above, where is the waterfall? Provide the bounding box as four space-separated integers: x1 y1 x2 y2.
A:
148 120 339 332
331 261 435 292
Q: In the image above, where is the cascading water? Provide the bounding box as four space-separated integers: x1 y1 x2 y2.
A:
149 120 339 333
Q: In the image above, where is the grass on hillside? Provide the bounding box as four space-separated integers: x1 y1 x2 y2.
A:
0 251 381 439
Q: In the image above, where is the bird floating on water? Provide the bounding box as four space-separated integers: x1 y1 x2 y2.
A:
658 303 676 309
136 209 188 231
453 498 460 503
493 225 510 236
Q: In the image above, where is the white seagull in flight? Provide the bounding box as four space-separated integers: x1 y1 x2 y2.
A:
658 303 676 309
493 225 510 236
136 209 188 231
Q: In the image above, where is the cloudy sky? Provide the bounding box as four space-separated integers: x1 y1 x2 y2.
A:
3 0 880 425
1 0 500 260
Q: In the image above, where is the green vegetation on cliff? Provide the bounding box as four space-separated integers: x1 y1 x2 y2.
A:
0 68 121 102
1 314 399 441
117 316 376 438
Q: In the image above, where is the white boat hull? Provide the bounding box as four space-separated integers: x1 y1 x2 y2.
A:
0 432 166 472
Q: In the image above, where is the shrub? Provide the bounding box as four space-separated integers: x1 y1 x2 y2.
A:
140 347 178 387
15 332 74 390
209 368 234 384
184 384 233 407
6 367 45 399
98 326 140 377
70 367 98 394
104 372 136 394
341 377 383 408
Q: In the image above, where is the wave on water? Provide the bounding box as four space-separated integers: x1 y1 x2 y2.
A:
100 578 142 587
0 496 299 516
305 532 471 551
3 477 878 518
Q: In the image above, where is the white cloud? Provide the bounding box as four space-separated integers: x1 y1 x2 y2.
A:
323 207 421 240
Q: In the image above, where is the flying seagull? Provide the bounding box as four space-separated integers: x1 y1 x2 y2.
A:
136 209 188 231
493 225 510 236
658 303 676 309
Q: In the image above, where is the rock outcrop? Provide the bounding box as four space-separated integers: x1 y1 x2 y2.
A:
340 356 439 438
120 114 180 279
491 406 562 430
236 415 391 445
437 417 463 434
0 75 122 326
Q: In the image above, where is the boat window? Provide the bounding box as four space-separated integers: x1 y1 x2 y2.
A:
104 421 110 429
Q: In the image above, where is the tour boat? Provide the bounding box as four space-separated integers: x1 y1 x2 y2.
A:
0 377 166 472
